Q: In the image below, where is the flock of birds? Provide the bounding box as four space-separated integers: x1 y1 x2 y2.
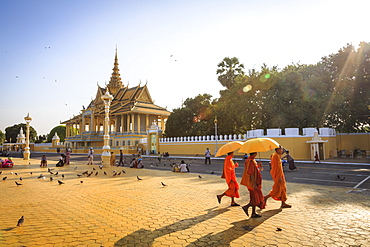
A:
1 159 209 227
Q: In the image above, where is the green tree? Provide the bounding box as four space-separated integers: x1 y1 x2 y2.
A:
5 124 37 143
216 57 245 89
0 130 5 144
47 126 66 143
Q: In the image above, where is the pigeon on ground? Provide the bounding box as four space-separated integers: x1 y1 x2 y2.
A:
62 174 64 178
3 176 7 180
15 172 19 176
20 177 23 181
112 170 116 173
82 171 88 175
198 175 203 178
50 177 53 181
87 172 93 177
17 216 24 226
58 180 64 185
104 171 107 175
49 171 54 174
93 167 96 170
137 176 142 180
10 172 13 174
337 175 340 179
276 228 282 231
37 174 43 179
113 173 117 176
55 172 58 176
15 181 22 186
74 166 78 170
122 170 126 173
80 181 83 184
0 171 2 174
339 177 345 181
99 165 103 170
211 171 214 174
117 172 121 176
161 182 167 186
95 172 98 176
30 172 33 175
77 174 82 177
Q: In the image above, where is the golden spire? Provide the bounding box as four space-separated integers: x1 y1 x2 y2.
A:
107 46 123 94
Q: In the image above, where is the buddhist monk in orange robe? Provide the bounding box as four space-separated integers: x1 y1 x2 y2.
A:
241 152 265 217
264 147 292 208
217 152 240 206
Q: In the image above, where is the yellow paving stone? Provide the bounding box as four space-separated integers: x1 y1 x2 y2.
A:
1 157 369 246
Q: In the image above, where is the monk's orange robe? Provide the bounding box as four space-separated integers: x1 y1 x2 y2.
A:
222 155 240 198
269 152 287 201
241 157 265 209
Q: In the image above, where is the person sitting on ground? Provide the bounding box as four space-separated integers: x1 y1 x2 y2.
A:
40 155 47 167
172 163 180 172
56 157 64 167
179 160 189 173
129 158 137 168
137 158 144 169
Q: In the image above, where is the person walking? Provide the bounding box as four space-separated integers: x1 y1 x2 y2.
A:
87 147 94 165
314 151 321 163
65 149 71 165
216 152 240 206
283 150 297 171
241 152 265 218
205 148 211 164
118 149 124 166
264 147 292 208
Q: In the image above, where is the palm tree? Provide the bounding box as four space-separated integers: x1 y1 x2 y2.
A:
216 57 245 89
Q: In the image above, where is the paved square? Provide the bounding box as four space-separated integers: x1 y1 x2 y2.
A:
0 157 369 246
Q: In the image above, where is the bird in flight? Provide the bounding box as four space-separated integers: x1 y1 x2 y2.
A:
58 180 64 185
15 181 22 186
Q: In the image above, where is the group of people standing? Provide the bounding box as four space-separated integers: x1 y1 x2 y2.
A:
217 147 292 218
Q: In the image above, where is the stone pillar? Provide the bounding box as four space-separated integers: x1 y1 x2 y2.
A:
101 92 113 166
127 114 130 132
131 114 135 132
146 114 149 131
23 113 32 161
138 114 141 133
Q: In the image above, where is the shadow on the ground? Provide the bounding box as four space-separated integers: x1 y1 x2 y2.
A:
186 208 281 246
114 207 229 247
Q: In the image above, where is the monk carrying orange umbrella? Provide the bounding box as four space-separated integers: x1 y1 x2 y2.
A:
264 147 292 208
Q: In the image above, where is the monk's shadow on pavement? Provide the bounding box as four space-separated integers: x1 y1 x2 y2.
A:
114 207 229 247
186 208 282 247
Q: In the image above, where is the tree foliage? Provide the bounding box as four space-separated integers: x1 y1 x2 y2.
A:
0 130 5 144
216 57 245 89
166 43 370 136
5 124 37 143
47 125 66 143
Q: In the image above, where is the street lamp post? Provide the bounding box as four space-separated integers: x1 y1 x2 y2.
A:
214 116 218 156
23 113 32 160
101 91 113 166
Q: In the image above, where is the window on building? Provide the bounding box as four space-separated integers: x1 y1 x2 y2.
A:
127 140 131 146
122 141 125 146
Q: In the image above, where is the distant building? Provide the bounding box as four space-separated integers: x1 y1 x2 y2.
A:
62 49 170 154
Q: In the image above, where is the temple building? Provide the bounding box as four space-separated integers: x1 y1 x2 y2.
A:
62 49 171 154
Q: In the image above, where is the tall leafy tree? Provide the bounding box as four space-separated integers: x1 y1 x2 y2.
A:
0 130 5 144
47 125 66 142
5 124 37 143
216 57 245 89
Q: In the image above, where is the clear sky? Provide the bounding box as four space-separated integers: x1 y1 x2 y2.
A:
0 0 369 135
